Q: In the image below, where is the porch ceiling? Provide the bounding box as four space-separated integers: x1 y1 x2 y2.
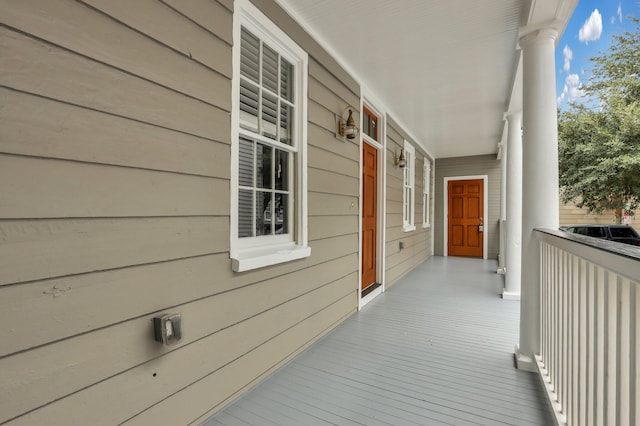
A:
276 0 576 159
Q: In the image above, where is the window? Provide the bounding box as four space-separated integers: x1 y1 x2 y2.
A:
362 106 378 141
422 159 431 228
402 141 416 232
231 0 310 272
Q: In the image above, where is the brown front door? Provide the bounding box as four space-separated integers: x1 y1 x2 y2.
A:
362 142 377 290
448 179 484 257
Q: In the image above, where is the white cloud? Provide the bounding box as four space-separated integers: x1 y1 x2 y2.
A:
610 16 615 24
557 85 569 106
562 45 573 72
566 74 580 87
579 9 603 44
617 4 623 22
565 74 585 101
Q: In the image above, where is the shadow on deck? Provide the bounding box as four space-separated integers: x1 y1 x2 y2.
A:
204 256 554 425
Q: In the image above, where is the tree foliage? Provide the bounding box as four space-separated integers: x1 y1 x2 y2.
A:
558 17 640 222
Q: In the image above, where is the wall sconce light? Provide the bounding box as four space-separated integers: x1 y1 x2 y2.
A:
394 148 406 168
337 107 358 140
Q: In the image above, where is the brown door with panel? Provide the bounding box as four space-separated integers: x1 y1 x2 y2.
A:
447 179 484 257
361 142 377 290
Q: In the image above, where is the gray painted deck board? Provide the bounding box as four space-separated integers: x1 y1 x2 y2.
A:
204 257 554 426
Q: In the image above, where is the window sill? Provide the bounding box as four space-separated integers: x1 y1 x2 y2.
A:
403 225 416 233
422 224 431 229
231 243 311 272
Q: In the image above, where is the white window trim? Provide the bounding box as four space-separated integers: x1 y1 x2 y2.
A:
358 95 387 310
402 140 416 232
422 159 431 228
230 0 309 272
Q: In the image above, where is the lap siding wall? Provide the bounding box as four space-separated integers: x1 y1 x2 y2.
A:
0 1 432 424
385 116 434 287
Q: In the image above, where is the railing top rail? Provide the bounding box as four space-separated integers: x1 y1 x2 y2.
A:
535 228 640 282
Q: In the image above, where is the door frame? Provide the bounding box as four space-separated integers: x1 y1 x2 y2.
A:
358 97 386 310
443 175 488 259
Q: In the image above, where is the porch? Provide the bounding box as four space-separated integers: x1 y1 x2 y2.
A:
205 257 553 426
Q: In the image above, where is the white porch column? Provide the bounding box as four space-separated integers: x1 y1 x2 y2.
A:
503 112 522 300
498 140 507 271
516 28 559 371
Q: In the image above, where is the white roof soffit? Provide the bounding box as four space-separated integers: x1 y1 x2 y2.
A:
276 0 577 159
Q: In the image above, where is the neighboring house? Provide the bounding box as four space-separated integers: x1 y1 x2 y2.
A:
0 0 579 424
560 200 640 229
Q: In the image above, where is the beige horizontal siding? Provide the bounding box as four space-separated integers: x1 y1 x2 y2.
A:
1 0 231 107
162 0 234 45
0 155 228 218
308 167 359 196
309 77 358 120
385 247 429 286
384 116 433 288
309 216 359 241
0 27 229 142
4 284 357 426
308 145 359 179
559 201 640 228
0 263 356 423
308 192 359 216
82 0 233 77
0 217 228 288
140 295 356 426
0 247 358 357
0 89 230 176
309 121 361 162
0 0 453 423
1 0 363 424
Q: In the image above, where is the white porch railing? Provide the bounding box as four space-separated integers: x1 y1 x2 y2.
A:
535 229 640 426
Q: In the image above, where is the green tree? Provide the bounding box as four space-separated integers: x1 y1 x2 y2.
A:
558 17 640 223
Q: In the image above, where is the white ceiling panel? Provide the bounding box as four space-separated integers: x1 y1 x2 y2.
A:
277 0 575 159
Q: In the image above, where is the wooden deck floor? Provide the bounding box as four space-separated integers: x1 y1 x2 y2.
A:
203 257 553 426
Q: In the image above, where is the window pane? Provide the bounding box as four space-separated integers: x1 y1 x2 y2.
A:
256 143 272 189
238 189 253 238
280 103 293 145
238 137 254 187
281 58 294 102
240 29 260 84
370 117 377 141
275 150 288 190
239 79 259 131
262 44 279 94
262 92 278 140
610 227 636 237
404 188 409 220
256 191 272 236
275 193 288 235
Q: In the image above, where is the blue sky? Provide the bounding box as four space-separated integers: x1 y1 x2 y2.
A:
555 0 640 109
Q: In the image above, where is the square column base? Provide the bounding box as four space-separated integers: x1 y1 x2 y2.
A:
502 290 520 300
514 344 537 372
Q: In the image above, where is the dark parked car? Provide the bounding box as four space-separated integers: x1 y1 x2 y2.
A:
560 224 640 246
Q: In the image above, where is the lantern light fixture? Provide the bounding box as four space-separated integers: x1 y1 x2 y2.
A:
394 148 406 168
337 107 358 140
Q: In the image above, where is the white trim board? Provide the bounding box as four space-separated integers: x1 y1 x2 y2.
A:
358 96 387 311
442 175 489 260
